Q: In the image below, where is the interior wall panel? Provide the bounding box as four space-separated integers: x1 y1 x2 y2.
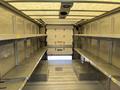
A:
25 20 31 34
83 12 120 35
17 40 25 64
99 40 111 63
113 12 120 34
32 23 37 34
82 26 86 34
31 39 38 52
85 24 91 34
0 43 15 77
85 38 91 53
80 37 86 50
90 21 98 34
103 16 112 34
90 39 98 56
35 25 39 34
0 6 13 34
25 21 32 34
26 39 32 58
112 40 120 69
47 25 73 55
14 16 25 34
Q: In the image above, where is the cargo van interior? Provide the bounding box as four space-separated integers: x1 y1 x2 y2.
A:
0 0 120 90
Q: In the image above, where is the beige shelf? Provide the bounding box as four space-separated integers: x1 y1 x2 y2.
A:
2 79 27 90
74 48 120 87
111 76 120 87
1 47 47 90
0 34 47 41
74 34 120 39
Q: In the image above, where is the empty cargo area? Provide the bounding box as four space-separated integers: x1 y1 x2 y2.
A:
0 0 120 90
23 60 104 90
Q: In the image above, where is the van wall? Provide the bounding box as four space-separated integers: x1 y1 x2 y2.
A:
0 5 40 77
82 12 120 35
75 11 120 90
78 12 120 68
47 25 73 55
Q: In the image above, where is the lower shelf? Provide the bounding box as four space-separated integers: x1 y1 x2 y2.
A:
74 48 120 87
1 47 47 90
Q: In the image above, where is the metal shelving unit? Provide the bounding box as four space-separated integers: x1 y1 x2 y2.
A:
0 1 47 89
1 47 47 90
74 48 120 87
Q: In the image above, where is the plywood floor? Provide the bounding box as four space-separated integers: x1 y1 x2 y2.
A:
23 60 104 90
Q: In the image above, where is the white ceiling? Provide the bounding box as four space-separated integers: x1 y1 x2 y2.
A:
71 3 120 11
9 2 61 10
4 0 120 24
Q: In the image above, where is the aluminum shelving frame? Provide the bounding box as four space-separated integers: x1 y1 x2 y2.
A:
1 47 47 90
0 1 47 90
74 48 120 87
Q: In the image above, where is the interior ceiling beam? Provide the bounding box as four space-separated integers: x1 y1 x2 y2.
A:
37 19 45 25
21 9 108 12
0 0 43 25
76 6 120 26
29 15 96 17
5 0 120 4
46 24 74 26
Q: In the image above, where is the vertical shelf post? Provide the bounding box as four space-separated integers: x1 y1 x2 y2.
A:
109 40 113 64
14 40 19 66
24 39 27 59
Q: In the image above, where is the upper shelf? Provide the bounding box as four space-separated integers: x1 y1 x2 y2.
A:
0 34 47 41
1 47 47 90
74 48 120 87
73 34 120 39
